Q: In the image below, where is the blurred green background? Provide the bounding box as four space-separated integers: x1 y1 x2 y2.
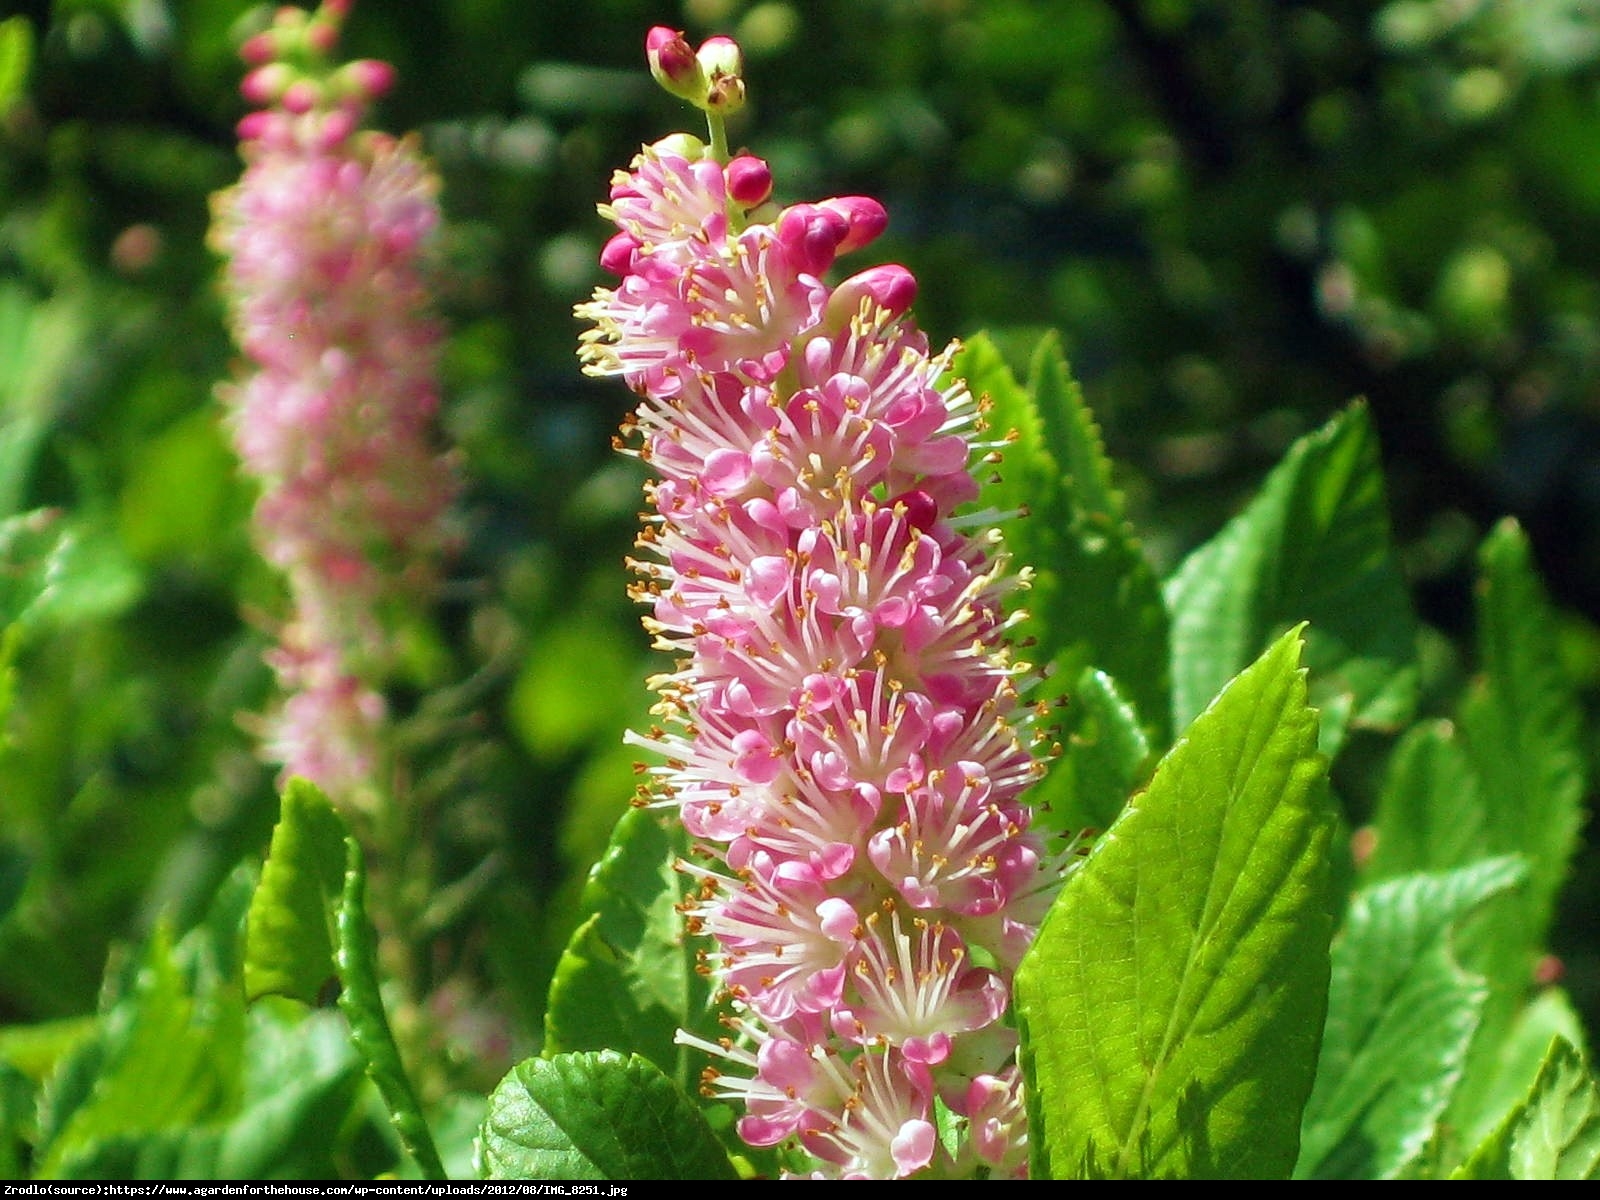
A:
1 0 1596 1105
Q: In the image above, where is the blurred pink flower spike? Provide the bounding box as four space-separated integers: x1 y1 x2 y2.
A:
210 1 457 803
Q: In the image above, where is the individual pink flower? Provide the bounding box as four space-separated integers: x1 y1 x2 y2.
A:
582 27 1077 1179
211 0 456 801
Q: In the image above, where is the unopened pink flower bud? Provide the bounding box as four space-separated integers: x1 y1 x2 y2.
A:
819 196 889 254
305 17 340 56
236 110 277 143
698 36 746 114
241 31 279 66
312 106 358 151
653 131 707 161
647 27 707 103
777 203 851 275
600 231 639 275
339 59 396 102
241 62 294 105
697 36 743 82
281 78 322 115
726 155 773 207
827 264 918 322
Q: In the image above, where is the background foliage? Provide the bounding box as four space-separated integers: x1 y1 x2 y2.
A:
1 0 1597 1178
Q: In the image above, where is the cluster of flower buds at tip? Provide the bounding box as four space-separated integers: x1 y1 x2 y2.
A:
647 26 746 114
235 1 394 150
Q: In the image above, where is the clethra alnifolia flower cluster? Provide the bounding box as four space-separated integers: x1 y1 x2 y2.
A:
578 28 1072 1179
210 0 455 800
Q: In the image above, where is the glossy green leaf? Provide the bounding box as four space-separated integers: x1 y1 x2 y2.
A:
1016 627 1335 1180
26 1002 373 1180
214 1007 367 1180
962 332 1170 743
480 1050 737 1181
1164 403 1418 755
543 805 716 1094
1454 1038 1600 1180
243 777 348 1005
1295 856 1525 1179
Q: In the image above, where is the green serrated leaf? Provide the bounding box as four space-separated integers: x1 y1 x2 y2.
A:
214 1016 364 1179
335 827 446 1180
1457 520 1585 963
1366 718 1483 880
1464 988 1594 1148
242 780 443 1178
480 1050 737 1181
1447 520 1588 1147
1164 402 1418 756
962 333 1170 746
0 511 143 635
544 807 716 1094
1016 627 1335 1180
1454 1038 1600 1180
0 1014 98 1083
1295 856 1525 1179
543 806 768 1174
36 924 245 1178
1030 667 1152 832
243 777 348 1005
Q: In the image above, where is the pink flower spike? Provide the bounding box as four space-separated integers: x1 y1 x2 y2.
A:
236 110 276 143
212 14 457 804
579 32 1071 1178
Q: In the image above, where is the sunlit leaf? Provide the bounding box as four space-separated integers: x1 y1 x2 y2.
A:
1449 521 1588 1146
1454 1038 1600 1180
543 806 716 1095
1295 856 1525 1179
242 778 347 1006
0 17 31 117
242 779 443 1178
964 333 1169 738
1165 403 1418 756
1016 627 1334 1179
